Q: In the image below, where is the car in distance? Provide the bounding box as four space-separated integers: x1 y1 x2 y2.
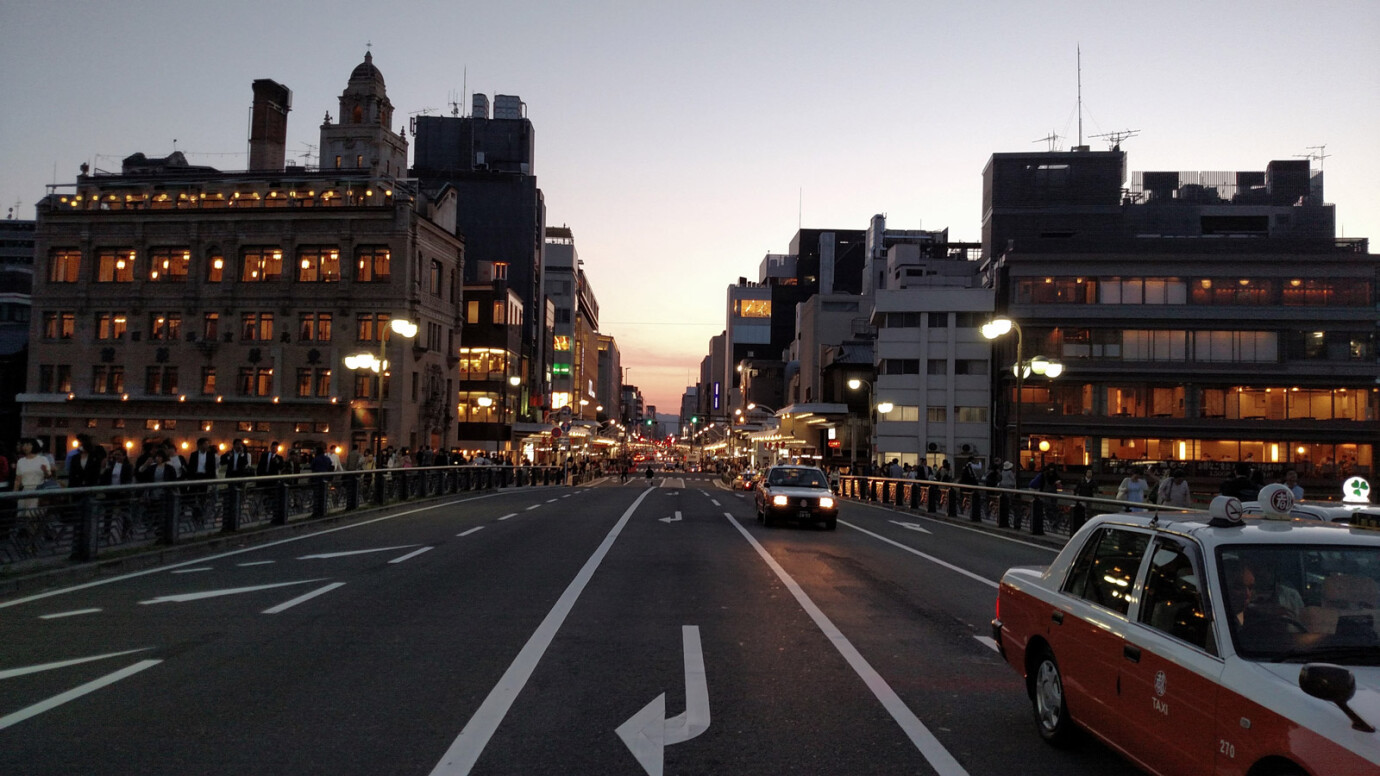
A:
755 465 838 530
991 486 1380 775
730 470 759 491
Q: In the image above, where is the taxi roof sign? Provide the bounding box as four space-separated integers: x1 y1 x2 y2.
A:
1342 477 1371 505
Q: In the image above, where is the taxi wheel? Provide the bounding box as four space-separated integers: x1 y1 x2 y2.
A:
1032 648 1075 746
763 509 776 528
824 517 837 531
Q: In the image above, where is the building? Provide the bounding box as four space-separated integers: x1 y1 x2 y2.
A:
20 55 464 460
455 282 524 451
0 218 35 447
982 149 1378 482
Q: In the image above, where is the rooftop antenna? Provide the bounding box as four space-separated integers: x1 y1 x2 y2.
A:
1296 144 1330 170
298 142 317 166
1077 45 1083 147
1091 129 1140 152
1033 132 1061 152
449 90 461 117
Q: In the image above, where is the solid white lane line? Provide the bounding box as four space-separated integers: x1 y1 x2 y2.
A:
170 567 213 574
37 608 103 620
458 526 485 537
262 582 346 614
839 520 999 590
728 513 971 776
139 579 330 605
496 513 517 521
0 491 512 609
237 561 276 567
298 545 419 560
0 648 150 680
428 488 654 776
0 659 162 731
524 504 540 511
388 547 434 564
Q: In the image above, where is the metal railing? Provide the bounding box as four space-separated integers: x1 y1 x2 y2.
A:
835 476 1201 540
0 464 563 571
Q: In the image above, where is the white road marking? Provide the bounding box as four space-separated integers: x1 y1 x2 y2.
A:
974 636 1000 653
0 648 150 680
658 511 683 524
851 500 1058 553
428 488 654 776
888 520 932 535
710 500 721 507
458 526 486 537
525 504 541 511
170 567 214 574
840 520 999 590
728 513 971 776
237 561 276 567
0 491 511 609
546 498 559 503
262 582 346 614
616 626 711 776
298 545 419 560
139 579 330 605
37 608 103 620
389 546 434 564
497 513 518 521
562 494 573 498
0 659 162 731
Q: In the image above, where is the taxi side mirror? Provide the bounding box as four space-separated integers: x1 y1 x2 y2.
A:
1300 663 1376 733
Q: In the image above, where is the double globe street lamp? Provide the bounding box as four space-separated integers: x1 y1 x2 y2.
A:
345 316 418 463
980 316 1063 487
847 378 893 470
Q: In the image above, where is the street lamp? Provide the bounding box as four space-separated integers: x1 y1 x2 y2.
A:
847 378 887 469
981 316 1063 486
345 316 417 462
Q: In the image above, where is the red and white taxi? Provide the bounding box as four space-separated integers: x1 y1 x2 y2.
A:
992 483 1380 775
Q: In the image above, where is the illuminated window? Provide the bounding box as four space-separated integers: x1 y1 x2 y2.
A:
48 249 81 283
429 260 443 296
92 365 124 394
42 311 75 340
241 312 275 341
297 247 341 282
297 368 333 397
96 249 136 283
299 312 333 342
356 247 391 282
457 348 508 380
145 366 179 396
551 392 571 410
96 312 128 340
241 247 283 282
207 251 224 282
148 248 190 282
493 262 509 280
492 301 506 324
237 367 273 397
466 301 480 324
203 313 219 341
553 335 571 351
201 367 216 395
734 299 771 318
149 312 182 341
37 364 72 393
355 313 390 342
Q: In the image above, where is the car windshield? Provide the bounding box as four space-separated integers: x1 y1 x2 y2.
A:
767 469 827 488
1218 543 1380 665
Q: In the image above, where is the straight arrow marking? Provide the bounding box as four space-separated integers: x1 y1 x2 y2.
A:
0 659 162 730
0 648 151 680
139 579 329 604
297 545 419 560
888 520 933 535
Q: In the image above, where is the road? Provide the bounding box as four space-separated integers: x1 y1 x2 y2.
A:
0 475 1140 775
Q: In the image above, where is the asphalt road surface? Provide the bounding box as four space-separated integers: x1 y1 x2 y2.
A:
0 474 1141 775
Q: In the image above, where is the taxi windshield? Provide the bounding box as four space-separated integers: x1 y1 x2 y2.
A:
767 468 828 489
1218 544 1380 665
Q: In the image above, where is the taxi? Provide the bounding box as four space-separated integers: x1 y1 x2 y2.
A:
991 481 1380 775
1242 476 1380 525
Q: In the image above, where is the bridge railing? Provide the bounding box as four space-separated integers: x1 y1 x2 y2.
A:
0 465 564 570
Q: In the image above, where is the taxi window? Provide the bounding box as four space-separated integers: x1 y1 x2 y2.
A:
768 468 827 488
1063 527 1149 616
1139 538 1214 653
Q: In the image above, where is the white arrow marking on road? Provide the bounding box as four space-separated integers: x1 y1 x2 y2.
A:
658 511 683 524
888 520 932 535
297 545 419 560
138 579 329 605
0 648 151 680
0 659 162 731
616 625 710 776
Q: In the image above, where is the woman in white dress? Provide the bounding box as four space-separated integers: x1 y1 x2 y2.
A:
1116 468 1149 512
15 438 54 517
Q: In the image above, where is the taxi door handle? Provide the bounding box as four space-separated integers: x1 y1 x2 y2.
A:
1051 610 1064 625
1123 644 1141 663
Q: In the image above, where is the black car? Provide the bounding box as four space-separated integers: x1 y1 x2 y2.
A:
755 465 838 530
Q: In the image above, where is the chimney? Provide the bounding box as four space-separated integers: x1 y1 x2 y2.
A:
248 79 292 171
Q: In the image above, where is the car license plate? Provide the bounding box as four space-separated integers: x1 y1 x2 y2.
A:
798 509 812 519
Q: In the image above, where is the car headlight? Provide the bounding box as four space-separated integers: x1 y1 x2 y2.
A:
819 496 834 509
772 495 789 507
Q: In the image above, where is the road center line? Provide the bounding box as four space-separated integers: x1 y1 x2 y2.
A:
388 547 434 564
170 567 213 574
37 608 103 620
237 560 276 567
428 488 654 776
839 520 999 590
524 504 541 511
0 659 162 731
0 648 150 679
262 582 346 614
727 513 971 776
458 526 486 537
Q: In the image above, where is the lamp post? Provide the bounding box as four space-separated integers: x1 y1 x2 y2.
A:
345 316 417 463
980 317 1063 488
847 378 886 470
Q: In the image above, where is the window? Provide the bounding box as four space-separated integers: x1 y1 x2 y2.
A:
733 299 771 318
883 312 919 328
38 364 72 393
207 252 225 283
297 247 341 282
299 312 333 342
466 301 481 324
955 359 988 376
429 260 443 296
426 322 442 351
241 247 283 282
955 312 985 328
881 359 920 375
43 311 75 340
1139 538 1212 652
296 368 332 397
241 312 274 341
356 247 391 282
1063 527 1149 616
493 301 506 324
48 249 80 283
926 407 948 422
148 248 190 282
356 313 390 342
97 313 128 340
927 359 947 375
878 405 920 422
457 349 509 380
149 313 182 341
927 312 948 327
237 367 273 397
203 313 219 341
493 262 508 280
553 335 571 352
92 365 124 394
554 307 571 324
145 366 179 396
955 406 988 423
96 249 136 282
201 367 216 395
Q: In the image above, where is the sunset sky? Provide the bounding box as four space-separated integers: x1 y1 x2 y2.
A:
3 1 1377 411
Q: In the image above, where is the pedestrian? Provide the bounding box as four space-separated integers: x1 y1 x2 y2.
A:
1284 469 1304 501
999 460 1016 490
256 442 284 477
1159 468 1192 508
222 440 253 478
1220 462 1259 501
936 460 953 482
185 437 219 481
1116 467 1149 511
67 434 106 488
958 456 981 486
15 438 54 516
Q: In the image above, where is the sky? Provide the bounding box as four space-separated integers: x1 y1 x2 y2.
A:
3 1 1378 412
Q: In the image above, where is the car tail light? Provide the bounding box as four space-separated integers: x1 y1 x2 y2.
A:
819 497 834 509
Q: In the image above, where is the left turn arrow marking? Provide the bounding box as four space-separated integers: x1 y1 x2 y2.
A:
658 511 683 524
616 625 710 776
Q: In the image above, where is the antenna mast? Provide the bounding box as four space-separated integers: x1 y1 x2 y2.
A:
1077 46 1083 148
1296 144 1330 170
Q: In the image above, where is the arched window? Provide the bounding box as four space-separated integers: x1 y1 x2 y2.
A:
351 104 363 124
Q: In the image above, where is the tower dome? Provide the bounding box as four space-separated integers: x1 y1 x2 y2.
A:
349 51 385 90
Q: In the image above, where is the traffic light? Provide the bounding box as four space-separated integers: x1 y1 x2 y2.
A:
646 418 653 426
